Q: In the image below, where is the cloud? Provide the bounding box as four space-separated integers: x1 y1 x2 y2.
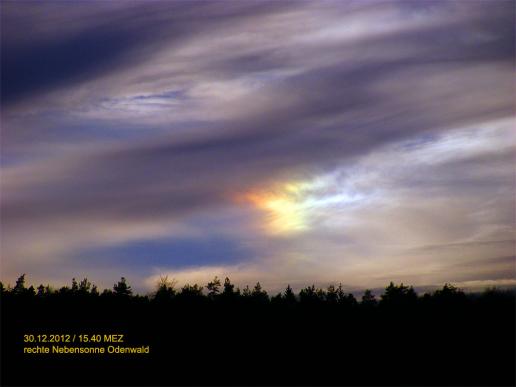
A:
1 0 293 105
1 1 514 291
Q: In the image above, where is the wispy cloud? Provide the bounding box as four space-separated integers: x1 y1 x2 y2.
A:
1 0 514 292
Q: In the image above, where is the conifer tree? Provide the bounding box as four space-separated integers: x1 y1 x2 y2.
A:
113 277 132 297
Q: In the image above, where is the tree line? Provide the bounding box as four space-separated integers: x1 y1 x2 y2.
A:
2 273 513 308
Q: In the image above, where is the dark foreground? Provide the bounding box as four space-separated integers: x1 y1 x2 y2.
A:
1 279 515 386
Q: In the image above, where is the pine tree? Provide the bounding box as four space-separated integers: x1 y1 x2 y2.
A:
361 289 377 307
78 278 92 294
252 282 269 304
113 277 132 297
242 285 252 297
207 276 221 299
13 274 26 294
91 285 99 296
37 284 45 296
222 277 235 296
284 284 297 305
326 285 338 304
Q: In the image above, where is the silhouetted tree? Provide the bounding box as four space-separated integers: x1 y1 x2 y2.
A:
381 282 417 307
58 286 70 295
37 284 45 296
334 284 357 308
13 274 26 295
91 284 99 296
11 274 34 296
361 289 377 307
207 276 221 299
251 282 269 304
326 285 338 304
178 284 204 301
78 278 92 295
219 277 240 301
222 277 235 295
283 284 297 305
434 283 465 300
300 285 321 306
154 276 176 302
242 285 252 297
113 277 132 297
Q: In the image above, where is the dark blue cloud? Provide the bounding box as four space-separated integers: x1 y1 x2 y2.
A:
0 0 293 106
74 237 254 270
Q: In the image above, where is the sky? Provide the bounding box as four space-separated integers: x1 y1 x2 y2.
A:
1 0 514 294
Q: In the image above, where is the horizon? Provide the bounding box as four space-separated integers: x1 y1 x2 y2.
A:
4 273 516 297
1 1 515 294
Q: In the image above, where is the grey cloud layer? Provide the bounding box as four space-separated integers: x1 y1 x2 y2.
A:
1 0 292 104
